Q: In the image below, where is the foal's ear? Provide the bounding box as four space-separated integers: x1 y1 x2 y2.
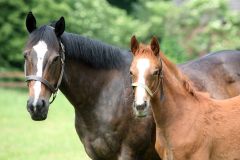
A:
26 12 37 33
150 36 160 56
55 17 65 37
131 35 139 55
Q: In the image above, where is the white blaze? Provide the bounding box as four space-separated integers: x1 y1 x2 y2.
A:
135 58 150 105
32 41 48 107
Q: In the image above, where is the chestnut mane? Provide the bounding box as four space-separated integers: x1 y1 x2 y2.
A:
159 51 197 98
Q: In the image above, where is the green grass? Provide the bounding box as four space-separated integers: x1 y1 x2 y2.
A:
0 88 91 160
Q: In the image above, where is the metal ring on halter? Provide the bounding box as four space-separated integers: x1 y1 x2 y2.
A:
49 92 57 104
25 41 65 104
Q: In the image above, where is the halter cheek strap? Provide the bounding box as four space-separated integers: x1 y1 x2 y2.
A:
132 82 154 97
159 69 164 101
25 42 65 104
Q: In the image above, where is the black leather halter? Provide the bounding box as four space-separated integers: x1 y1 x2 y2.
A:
25 42 65 104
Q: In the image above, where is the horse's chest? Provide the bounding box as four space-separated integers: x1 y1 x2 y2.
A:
80 131 121 159
74 107 126 159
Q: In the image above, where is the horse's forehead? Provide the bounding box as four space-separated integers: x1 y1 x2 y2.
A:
33 41 48 57
134 54 157 66
136 58 150 70
134 58 151 76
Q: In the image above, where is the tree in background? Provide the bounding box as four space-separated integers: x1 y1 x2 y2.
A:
0 0 29 69
67 0 148 48
132 0 240 61
0 0 148 70
132 0 187 62
1 0 240 70
166 0 240 56
106 0 138 13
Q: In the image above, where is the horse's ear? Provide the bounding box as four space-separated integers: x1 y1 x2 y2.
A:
150 36 160 56
26 12 37 33
131 35 139 55
55 17 65 37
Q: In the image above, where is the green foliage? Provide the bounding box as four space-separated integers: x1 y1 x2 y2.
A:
0 0 30 68
30 0 71 25
166 0 232 56
68 0 148 48
106 0 138 12
133 0 240 61
1 0 240 69
0 0 148 69
133 0 185 62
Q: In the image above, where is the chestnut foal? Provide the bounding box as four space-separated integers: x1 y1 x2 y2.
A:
130 36 240 160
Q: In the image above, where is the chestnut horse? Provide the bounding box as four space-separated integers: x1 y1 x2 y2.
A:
130 36 240 159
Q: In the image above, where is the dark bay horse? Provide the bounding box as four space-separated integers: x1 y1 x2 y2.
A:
24 12 159 160
130 36 240 159
24 12 240 160
179 50 240 99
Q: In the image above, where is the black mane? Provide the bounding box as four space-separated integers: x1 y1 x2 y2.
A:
61 32 131 69
26 25 131 70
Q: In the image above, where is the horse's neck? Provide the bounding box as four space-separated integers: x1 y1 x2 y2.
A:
59 32 133 127
151 60 199 129
60 58 131 119
151 61 201 155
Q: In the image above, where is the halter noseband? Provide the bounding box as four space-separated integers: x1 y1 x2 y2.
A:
25 41 65 104
131 58 164 101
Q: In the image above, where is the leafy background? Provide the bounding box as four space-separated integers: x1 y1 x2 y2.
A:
1 0 240 70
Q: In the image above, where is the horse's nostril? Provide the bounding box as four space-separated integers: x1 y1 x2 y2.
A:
27 101 33 112
41 99 45 107
30 105 34 112
136 103 146 111
29 104 37 113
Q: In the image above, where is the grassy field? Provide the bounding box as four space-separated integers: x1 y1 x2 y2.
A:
0 87 91 160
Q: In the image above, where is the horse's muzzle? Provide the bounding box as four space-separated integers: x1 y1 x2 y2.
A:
27 97 49 121
133 101 148 117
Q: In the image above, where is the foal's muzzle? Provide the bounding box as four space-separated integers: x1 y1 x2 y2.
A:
27 97 49 121
133 101 148 117
131 82 153 118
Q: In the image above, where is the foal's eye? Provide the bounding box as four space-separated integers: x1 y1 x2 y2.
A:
129 71 133 76
52 56 59 63
153 70 160 76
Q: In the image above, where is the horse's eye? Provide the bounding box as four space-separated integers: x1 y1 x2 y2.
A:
52 56 59 63
129 71 133 76
153 70 160 76
23 53 28 59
